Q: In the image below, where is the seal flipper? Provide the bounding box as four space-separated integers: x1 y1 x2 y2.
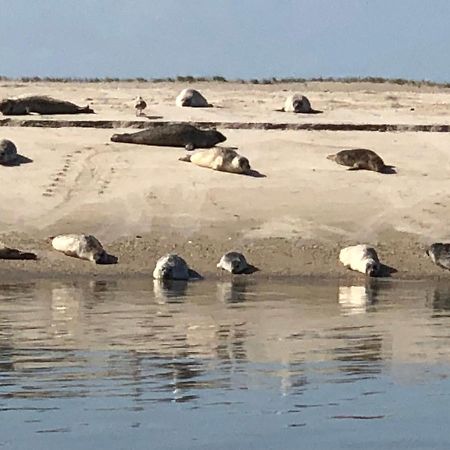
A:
326 154 337 161
179 154 192 163
348 162 363 171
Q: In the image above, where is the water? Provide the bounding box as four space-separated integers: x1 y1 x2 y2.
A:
1 278 450 450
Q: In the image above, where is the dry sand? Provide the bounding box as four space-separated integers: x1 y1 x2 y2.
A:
1 80 450 281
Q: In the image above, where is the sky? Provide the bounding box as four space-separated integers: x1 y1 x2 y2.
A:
0 0 449 81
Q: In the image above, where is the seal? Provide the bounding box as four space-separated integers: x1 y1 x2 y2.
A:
179 147 251 174
0 241 37 260
327 149 387 173
111 124 226 150
134 96 147 116
0 95 94 115
426 243 450 270
0 139 18 165
153 254 191 280
217 252 250 274
175 88 211 107
51 234 111 264
339 244 381 277
280 94 320 113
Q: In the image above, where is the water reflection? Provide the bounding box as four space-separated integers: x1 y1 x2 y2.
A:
1 279 450 449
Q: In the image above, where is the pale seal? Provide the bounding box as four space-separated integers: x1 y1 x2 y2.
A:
280 94 320 113
327 149 388 173
339 244 381 277
217 252 250 274
0 139 18 165
175 88 211 107
153 254 192 280
51 234 114 264
179 147 251 174
134 96 147 116
111 124 226 150
426 243 450 270
0 96 94 115
0 241 37 260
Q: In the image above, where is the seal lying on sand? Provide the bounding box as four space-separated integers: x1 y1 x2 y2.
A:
179 147 251 174
327 149 387 173
279 94 320 113
51 234 111 264
111 124 226 150
426 243 450 270
339 244 381 277
153 254 196 280
0 95 94 115
175 88 211 107
217 252 250 274
0 139 18 165
0 242 37 260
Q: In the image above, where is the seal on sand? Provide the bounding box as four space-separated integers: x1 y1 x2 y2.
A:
0 242 37 260
327 149 388 173
179 147 251 174
51 234 113 264
339 244 381 277
0 95 94 115
217 252 250 274
279 94 320 113
111 124 226 150
0 139 18 165
426 243 450 270
153 254 193 280
175 88 211 107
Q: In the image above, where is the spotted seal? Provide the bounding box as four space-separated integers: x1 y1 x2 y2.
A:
0 139 18 165
51 234 113 264
327 149 388 173
339 244 381 277
217 252 250 274
279 94 320 113
111 124 226 150
153 254 192 280
175 88 211 107
0 241 37 260
179 147 251 174
0 95 94 115
426 243 450 270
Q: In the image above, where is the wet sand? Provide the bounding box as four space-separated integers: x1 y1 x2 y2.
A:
1 80 450 280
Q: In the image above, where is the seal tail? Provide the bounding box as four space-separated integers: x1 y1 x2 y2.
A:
326 153 337 161
79 105 95 114
179 154 192 163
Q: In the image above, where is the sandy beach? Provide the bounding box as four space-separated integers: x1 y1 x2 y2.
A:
1 80 450 281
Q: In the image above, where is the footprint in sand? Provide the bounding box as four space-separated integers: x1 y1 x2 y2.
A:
98 167 116 195
42 152 78 198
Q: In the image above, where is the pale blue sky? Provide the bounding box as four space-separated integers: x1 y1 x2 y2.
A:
1 0 449 81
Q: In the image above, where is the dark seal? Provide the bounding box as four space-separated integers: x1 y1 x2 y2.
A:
0 95 94 115
110 124 226 150
327 149 388 173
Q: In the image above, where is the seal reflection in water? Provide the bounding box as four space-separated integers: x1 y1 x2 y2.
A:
179 147 251 174
426 243 450 270
110 124 226 151
153 254 191 280
51 234 112 264
175 88 211 107
327 149 387 173
339 244 381 277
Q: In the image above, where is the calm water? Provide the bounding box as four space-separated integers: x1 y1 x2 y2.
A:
1 278 450 450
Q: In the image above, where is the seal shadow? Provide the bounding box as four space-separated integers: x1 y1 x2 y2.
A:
1 154 33 167
247 169 266 178
274 108 323 114
376 263 397 278
237 264 259 275
97 253 118 265
143 114 164 120
381 165 397 174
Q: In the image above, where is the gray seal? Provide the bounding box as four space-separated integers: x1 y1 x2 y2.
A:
0 241 37 260
176 88 211 107
279 94 321 114
0 139 18 164
111 124 226 150
327 149 388 173
217 252 249 274
426 243 450 270
153 254 190 280
0 95 94 115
